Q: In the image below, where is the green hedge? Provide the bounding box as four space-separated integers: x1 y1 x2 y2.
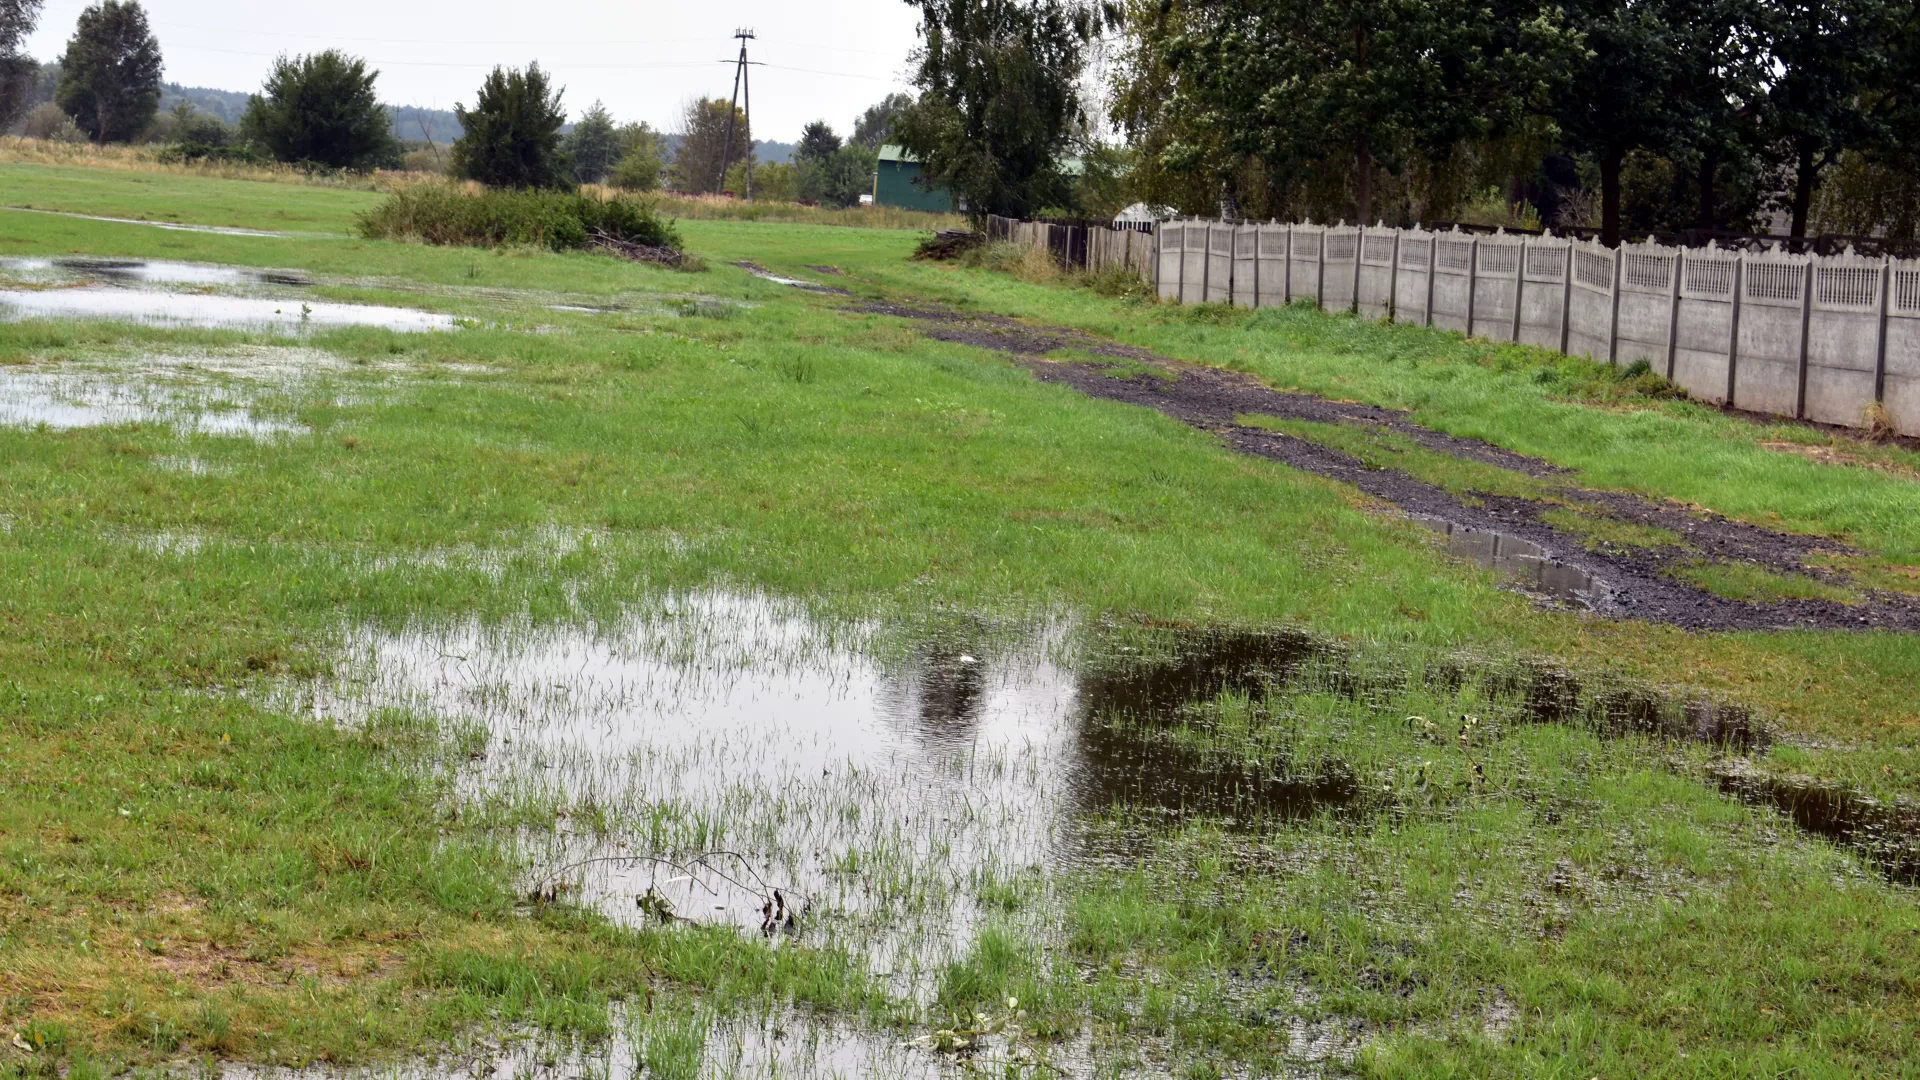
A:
357 183 680 252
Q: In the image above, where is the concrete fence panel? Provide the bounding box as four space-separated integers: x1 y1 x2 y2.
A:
1394 228 1435 326
1732 249 1809 416
1256 225 1289 307
1291 225 1324 304
1232 225 1258 308
1520 238 1572 350
1155 223 1182 302
1431 233 1474 334
1357 228 1397 319
1181 224 1207 305
1887 261 1920 433
1805 252 1885 427
1471 235 1523 341
1205 225 1233 304
1672 247 1737 404
1322 226 1360 313
1615 244 1678 370
1566 241 1616 362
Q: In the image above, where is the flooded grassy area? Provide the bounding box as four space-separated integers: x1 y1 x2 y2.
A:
2 161 1919 1078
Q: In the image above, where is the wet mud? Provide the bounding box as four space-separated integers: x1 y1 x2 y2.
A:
855 301 1920 633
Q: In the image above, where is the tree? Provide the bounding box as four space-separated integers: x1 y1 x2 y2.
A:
0 0 44 131
798 120 841 163
1757 0 1896 236
608 122 665 191
55 0 162 143
893 0 1103 220
1164 0 1583 226
566 101 620 183
670 97 748 193
851 91 914 149
451 64 571 189
239 50 400 170
797 144 876 207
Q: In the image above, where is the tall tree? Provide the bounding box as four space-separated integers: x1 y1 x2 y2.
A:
1166 0 1583 226
240 50 400 170
669 97 748 193
565 101 620 183
851 92 913 149
0 0 45 131
798 120 842 163
609 121 665 190
450 63 572 189
893 0 1103 220
1758 0 1895 236
55 0 162 143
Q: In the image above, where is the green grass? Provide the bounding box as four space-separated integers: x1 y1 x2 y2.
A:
1 159 1919 1077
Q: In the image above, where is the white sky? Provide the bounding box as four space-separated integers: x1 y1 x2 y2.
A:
24 0 926 142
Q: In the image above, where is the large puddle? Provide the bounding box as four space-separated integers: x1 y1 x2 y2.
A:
274 597 1914 1076
0 286 456 332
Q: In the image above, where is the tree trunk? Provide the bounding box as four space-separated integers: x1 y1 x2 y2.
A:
1355 136 1373 225
1790 141 1819 239
1601 149 1624 248
1696 146 1718 231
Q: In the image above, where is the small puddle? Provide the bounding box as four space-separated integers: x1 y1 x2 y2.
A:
1714 763 1920 884
1413 515 1602 607
733 260 852 294
0 286 457 332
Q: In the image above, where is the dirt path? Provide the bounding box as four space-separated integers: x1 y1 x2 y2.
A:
854 301 1920 633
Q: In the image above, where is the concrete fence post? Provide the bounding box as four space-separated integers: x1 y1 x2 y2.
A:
1426 233 1438 328
1558 243 1574 354
1283 224 1294 303
1607 247 1624 367
1467 238 1480 336
1316 228 1327 305
1351 226 1364 314
1201 223 1212 302
1876 253 1894 403
1796 259 1815 419
1666 249 1685 380
1388 230 1402 322
1513 238 1527 342
1727 254 1744 406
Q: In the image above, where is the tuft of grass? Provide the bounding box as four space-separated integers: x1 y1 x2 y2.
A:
1669 559 1861 604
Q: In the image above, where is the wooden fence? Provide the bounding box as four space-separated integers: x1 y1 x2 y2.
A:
1155 218 1920 436
985 215 1156 279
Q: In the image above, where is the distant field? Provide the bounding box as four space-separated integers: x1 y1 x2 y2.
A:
0 156 1915 1078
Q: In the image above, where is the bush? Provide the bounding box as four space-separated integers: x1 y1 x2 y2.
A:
22 101 85 142
357 182 680 253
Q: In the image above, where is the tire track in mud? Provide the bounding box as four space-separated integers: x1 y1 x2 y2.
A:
853 300 1920 633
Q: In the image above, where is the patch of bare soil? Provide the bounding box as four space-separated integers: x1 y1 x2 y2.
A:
854 301 1920 633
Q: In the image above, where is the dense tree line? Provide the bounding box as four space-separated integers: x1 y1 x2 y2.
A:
1112 0 1920 241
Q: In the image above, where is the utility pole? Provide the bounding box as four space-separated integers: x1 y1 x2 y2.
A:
717 28 756 198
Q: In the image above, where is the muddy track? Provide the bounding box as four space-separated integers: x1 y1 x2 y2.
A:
853 301 1920 633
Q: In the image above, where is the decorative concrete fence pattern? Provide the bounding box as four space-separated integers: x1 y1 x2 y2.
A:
1153 219 1920 435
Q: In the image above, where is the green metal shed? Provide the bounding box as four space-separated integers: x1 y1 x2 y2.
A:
874 145 957 213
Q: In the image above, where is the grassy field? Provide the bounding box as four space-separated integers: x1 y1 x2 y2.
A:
1 158 1917 1078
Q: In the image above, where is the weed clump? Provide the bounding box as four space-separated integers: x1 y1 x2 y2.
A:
1616 358 1686 400
358 181 681 257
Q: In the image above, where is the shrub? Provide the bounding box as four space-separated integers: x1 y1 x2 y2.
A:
357 181 680 253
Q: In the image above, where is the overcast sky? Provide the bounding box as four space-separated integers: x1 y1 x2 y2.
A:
23 0 925 142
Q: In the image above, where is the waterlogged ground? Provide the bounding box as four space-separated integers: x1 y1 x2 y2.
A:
3 163 1920 1078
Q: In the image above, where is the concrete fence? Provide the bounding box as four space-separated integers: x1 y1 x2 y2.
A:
1154 219 1920 435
